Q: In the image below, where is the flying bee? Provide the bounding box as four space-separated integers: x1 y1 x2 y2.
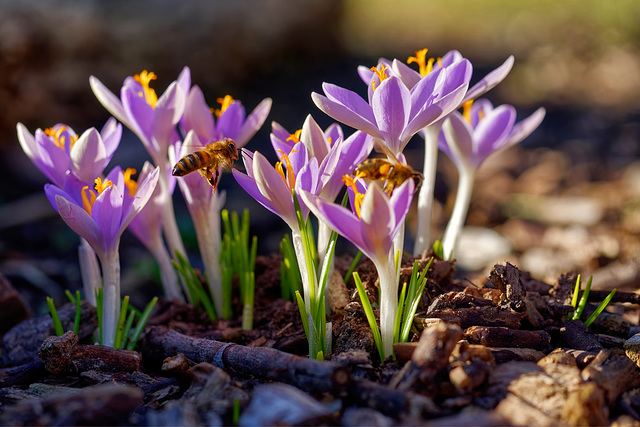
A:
354 158 423 195
172 138 239 191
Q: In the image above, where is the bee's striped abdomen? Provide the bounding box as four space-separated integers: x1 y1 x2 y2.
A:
172 150 210 176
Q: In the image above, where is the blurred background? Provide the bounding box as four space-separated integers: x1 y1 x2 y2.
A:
1 0 640 309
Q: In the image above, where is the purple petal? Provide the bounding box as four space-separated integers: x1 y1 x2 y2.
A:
440 112 474 166
152 82 187 153
287 141 308 175
176 66 191 96
54 194 103 255
440 50 464 67
70 128 107 183
357 65 374 85
233 168 283 222
216 101 246 141
123 166 159 229
359 185 394 258
16 123 37 160
90 76 131 129
389 179 415 238
181 86 215 144
236 98 272 147
300 190 371 259
100 118 122 159
324 123 343 144
92 185 123 251
440 59 473 96
408 68 443 117
301 115 329 161
392 58 422 90
504 107 546 149
34 130 69 186
372 77 411 154
312 91 381 139
270 121 295 155
122 87 154 143
252 151 297 229
319 82 377 124
472 105 516 167
464 56 514 103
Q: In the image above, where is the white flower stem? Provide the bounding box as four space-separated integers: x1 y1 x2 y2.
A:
192 204 223 317
99 249 120 348
78 238 100 306
158 170 188 262
441 166 475 261
291 227 314 312
413 123 442 256
147 237 183 301
374 252 398 359
317 221 335 282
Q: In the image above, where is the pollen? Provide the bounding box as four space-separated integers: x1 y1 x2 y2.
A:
286 129 302 143
370 64 389 91
123 168 138 196
214 95 235 117
133 70 158 108
44 125 78 150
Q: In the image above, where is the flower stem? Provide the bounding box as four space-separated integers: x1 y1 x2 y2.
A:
192 201 224 317
374 252 398 359
414 123 442 256
99 249 121 348
441 166 475 260
291 227 315 312
78 238 101 306
158 169 189 267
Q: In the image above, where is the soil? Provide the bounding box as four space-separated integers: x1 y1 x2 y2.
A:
3 143 640 425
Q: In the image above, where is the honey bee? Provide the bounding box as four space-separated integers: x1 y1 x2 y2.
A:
354 158 423 195
172 138 239 191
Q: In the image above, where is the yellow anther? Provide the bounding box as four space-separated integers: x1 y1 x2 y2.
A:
133 70 158 108
44 126 78 150
327 136 333 146
462 100 474 123
214 95 235 117
275 149 296 191
286 129 302 143
81 186 96 215
123 168 138 196
94 177 113 195
343 175 364 218
370 64 389 91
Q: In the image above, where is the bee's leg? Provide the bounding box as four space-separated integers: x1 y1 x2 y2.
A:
205 167 221 192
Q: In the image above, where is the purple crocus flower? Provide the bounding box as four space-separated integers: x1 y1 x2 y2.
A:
312 59 471 156
44 166 159 347
90 67 190 265
17 119 121 187
181 87 272 150
439 99 546 260
300 179 415 358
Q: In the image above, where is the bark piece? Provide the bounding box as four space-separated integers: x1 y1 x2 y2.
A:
38 331 141 374
341 407 393 427
345 378 439 417
2 301 97 366
582 350 640 404
0 383 142 426
422 306 526 329
0 272 29 332
390 322 462 392
487 347 546 363
142 326 350 394
0 359 45 387
560 319 604 352
465 326 551 350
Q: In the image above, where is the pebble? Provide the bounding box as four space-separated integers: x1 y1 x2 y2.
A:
503 194 604 226
454 226 513 271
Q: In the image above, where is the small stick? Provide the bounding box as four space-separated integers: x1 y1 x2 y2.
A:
142 326 350 394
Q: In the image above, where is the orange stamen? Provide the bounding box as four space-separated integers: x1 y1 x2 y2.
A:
123 168 138 196
81 178 113 215
370 64 389 91
343 175 364 218
275 149 296 191
286 129 302 143
133 70 158 108
462 100 474 123
214 95 235 117
407 48 441 76
44 126 78 150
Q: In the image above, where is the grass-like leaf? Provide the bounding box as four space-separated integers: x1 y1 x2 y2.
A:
46 297 64 336
353 272 384 361
572 275 593 320
584 289 617 327
126 297 158 351
343 251 363 284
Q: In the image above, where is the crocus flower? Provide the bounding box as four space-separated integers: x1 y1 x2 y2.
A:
173 90 271 315
90 68 190 266
312 59 471 157
44 166 159 347
17 120 122 305
400 49 514 255
301 179 415 358
17 119 121 188
269 116 374 261
127 162 182 300
439 99 546 260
